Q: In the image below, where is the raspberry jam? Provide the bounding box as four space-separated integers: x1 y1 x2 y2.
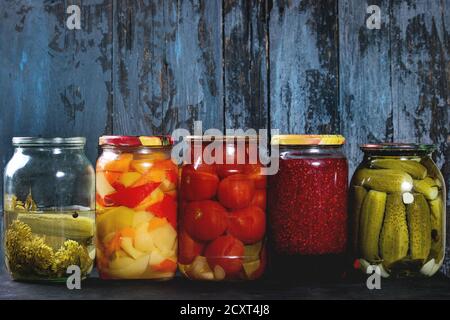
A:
268 135 348 278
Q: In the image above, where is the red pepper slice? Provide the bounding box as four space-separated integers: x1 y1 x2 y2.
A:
146 194 177 229
104 182 159 208
165 170 178 184
152 259 177 273
111 181 126 192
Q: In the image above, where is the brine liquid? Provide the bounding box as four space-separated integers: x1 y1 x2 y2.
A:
3 209 95 282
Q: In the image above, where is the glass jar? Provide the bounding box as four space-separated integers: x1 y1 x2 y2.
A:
351 143 446 277
178 136 267 281
96 136 178 280
268 135 348 278
3 137 95 282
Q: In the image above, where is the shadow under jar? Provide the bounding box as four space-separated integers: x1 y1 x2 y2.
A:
268 135 348 280
178 136 267 281
95 136 178 280
351 143 446 278
3 137 95 282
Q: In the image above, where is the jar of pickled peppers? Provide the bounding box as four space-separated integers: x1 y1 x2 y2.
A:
178 136 267 281
95 136 178 280
268 135 348 278
351 143 446 277
3 137 95 282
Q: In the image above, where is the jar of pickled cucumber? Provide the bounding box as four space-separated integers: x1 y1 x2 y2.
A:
178 136 267 281
351 143 446 277
96 136 178 280
3 137 96 282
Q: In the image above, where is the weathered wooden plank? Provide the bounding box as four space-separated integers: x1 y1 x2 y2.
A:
113 0 223 135
0 0 112 174
338 0 393 176
166 0 223 131
390 0 450 275
223 0 268 131
269 0 339 135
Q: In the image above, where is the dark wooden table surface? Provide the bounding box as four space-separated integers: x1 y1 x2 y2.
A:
1 269 450 300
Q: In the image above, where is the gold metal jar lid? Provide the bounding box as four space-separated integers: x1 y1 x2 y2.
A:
271 135 345 146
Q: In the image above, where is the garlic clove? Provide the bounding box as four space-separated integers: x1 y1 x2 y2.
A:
420 259 436 276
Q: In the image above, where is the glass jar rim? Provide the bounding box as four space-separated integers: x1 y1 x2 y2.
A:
360 143 436 153
12 137 86 147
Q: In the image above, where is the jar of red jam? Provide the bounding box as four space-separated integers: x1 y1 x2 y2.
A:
268 135 348 278
178 136 267 281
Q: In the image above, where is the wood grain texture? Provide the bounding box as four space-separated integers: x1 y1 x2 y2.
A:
223 0 268 131
113 0 223 135
338 0 393 177
269 0 339 134
0 0 113 199
389 0 450 274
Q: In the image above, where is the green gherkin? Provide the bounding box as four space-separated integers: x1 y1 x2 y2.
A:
429 196 444 263
353 168 413 193
407 194 431 263
351 186 367 254
413 179 439 200
359 190 386 262
371 159 427 179
380 193 409 268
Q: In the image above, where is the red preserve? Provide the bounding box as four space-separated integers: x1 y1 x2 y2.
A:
268 135 348 278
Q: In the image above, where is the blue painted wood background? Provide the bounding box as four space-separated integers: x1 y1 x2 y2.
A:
0 0 449 274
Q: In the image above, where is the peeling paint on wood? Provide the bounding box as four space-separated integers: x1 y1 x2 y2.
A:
224 0 268 131
113 0 222 135
269 0 339 135
339 0 393 178
390 0 450 274
0 0 112 168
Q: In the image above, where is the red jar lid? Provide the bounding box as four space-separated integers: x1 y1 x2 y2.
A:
99 135 173 147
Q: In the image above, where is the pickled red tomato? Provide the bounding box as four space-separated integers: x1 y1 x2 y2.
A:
178 231 205 265
216 164 246 179
205 235 245 276
181 170 219 201
244 164 267 189
228 206 266 244
250 190 266 211
268 157 348 255
183 200 228 241
183 163 216 175
217 174 255 209
214 144 246 178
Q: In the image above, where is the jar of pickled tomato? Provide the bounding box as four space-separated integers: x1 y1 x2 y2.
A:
178 136 267 281
96 136 178 280
268 135 348 278
351 143 446 278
